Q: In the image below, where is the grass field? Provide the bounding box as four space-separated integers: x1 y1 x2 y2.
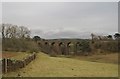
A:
3 52 118 77
64 53 118 64
2 52 30 60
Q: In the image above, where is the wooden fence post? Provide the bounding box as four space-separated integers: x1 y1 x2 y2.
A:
2 59 6 73
5 59 7 73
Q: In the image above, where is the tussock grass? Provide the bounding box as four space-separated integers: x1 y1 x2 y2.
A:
64 53 118 64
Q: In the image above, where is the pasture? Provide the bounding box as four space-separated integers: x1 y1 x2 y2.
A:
2 52 30 60
3 52 118 77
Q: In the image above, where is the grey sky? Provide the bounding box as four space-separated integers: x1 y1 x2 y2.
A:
2 2 118 39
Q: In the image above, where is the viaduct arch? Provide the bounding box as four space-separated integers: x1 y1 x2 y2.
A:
37 40 83 55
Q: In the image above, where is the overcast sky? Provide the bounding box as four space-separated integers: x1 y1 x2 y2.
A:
2 2 118 39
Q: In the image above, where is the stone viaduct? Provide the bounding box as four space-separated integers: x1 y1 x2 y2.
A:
37 39 83 55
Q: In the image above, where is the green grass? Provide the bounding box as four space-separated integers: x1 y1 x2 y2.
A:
3 52 118 77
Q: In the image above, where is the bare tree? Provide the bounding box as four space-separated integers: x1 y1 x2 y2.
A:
2 23 31 39
2 24 5 39
107 35 113 40
114 33 120 40
91 33 94 43
19 26 30 38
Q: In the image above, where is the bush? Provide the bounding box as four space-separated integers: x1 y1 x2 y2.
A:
49 52 57 57
93 41 118 53
27 41 39 53
102 41 118 52
2 38 40 53
94 42 101 49
80 40 91 52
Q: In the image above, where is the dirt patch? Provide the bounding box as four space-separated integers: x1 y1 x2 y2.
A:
2 52 18 58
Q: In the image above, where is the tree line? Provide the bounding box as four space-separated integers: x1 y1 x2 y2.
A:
1 23 119 54
91 33 120 42
1 23 39 53
91 33 120 53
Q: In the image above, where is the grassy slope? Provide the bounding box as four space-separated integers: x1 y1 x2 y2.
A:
3 52 118 77
65 53 118 64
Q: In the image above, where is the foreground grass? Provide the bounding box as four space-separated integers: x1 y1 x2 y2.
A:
3 52 118 77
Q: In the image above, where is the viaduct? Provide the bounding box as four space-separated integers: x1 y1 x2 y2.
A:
37 39 86 55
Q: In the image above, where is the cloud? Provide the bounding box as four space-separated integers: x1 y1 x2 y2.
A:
2 2 118 39
32 29 92 39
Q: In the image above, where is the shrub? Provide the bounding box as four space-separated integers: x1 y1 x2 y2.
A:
2 38 40 53
93 41 118 53
80 40 91 52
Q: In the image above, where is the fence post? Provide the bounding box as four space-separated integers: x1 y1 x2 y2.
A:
5 59 7 73
2 59 6 73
